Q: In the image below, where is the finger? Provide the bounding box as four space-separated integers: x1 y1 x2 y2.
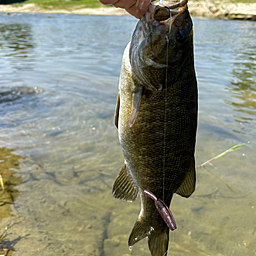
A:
138 0 151 11
115 0 136 9
126 0 151 19
99 0 118 5
125 4 147 19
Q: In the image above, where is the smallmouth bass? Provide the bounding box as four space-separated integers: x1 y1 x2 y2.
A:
113 1 198 255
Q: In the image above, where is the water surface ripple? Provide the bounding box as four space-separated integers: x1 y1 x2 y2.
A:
0 13 255 256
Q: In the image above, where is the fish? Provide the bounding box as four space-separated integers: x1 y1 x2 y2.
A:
113 1 198 255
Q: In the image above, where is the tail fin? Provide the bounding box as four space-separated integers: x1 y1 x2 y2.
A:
128 218 169 256
148 228 169 256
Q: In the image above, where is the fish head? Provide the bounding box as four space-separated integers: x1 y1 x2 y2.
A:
129 1 194 90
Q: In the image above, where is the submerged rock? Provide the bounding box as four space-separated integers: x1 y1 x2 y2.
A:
0 86 43 103
228 13 256 21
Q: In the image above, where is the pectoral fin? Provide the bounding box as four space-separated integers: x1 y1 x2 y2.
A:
112 164 138 202
114 93 120 129
128 87 143 128
175 158 196 198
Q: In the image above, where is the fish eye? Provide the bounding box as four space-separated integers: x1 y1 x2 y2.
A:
175 29 189 43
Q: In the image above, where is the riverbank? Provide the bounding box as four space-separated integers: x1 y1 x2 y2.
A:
189 1 256 21
0 1 256 21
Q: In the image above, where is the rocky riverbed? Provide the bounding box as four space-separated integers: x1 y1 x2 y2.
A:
189 1 256 21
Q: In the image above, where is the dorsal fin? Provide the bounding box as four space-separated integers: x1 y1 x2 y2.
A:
112 164 138 202
175 158 196 198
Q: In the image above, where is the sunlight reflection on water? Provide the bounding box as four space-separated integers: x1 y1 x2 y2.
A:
0 13 255 255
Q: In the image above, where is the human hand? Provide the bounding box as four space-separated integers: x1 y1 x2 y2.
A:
99 0 152 19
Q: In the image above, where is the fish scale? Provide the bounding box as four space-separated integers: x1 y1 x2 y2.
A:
113 2 197 256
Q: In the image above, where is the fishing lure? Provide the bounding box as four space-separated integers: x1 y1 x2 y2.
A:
143 189 177 231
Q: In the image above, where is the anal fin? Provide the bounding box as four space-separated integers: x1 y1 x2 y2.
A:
128 218 169 256
175 158 196 198
128 218 152 246
112 164 138 202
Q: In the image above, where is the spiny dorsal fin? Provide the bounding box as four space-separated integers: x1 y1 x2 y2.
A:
112 164 138 202
114 92 120 129
175 158 196 198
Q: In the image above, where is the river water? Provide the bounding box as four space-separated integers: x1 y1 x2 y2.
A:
0 12 255 256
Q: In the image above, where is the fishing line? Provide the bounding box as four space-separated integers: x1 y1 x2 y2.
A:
162 39 169 203
162 9 171 203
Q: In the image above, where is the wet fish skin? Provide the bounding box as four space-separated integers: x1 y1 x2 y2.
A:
113 6 197 256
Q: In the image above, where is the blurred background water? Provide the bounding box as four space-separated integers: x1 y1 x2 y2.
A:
0 12 255 255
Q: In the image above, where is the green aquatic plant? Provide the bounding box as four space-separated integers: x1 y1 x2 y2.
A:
0 226 14 256
198 143 245 192
202 166 235 192
0 148 22 223
0 175 4 192
198 143 245 168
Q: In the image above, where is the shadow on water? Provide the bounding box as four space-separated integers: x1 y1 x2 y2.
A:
0 147 22 221
0 85 44 129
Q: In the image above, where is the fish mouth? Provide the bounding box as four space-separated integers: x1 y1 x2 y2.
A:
147 0 188 28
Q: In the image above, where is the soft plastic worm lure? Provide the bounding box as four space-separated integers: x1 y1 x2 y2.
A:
143 189 177 231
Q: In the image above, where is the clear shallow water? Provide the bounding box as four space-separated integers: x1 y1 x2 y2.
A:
0 12 255 256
